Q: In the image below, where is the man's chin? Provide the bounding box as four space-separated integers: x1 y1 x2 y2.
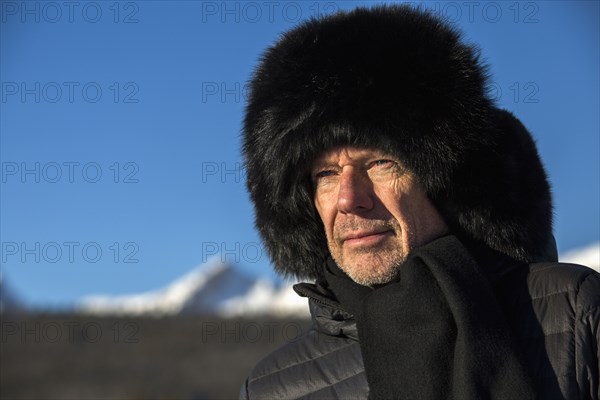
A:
337 252 405 287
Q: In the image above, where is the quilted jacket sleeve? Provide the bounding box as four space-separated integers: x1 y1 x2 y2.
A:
575 271 600 400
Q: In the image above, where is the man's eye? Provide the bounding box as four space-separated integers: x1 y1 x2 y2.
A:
315 170 336 179
371 159 394 168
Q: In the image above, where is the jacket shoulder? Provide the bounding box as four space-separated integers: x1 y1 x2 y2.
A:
526 262 600 310
242 324 366 399
524 262 600 331
510 262 599 399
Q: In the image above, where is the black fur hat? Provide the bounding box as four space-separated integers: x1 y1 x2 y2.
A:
243 4 555 280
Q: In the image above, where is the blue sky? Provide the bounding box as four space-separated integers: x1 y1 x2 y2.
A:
1 1 598 307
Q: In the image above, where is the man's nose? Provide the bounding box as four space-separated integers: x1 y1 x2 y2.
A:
337 168 374 213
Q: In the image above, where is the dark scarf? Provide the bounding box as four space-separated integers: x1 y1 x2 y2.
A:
324 235 536 400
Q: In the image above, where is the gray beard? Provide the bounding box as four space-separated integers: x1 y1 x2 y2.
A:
333 250 406 287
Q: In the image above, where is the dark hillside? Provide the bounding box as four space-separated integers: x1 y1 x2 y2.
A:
1 313 310 400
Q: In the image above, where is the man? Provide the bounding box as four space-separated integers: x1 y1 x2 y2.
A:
240 5 599 399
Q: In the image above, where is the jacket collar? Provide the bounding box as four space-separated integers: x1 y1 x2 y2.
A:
293 282 359 341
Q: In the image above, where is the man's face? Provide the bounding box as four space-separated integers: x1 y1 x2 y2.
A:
311 146 448 286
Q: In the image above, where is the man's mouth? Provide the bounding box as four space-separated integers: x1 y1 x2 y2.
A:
341 230 393 246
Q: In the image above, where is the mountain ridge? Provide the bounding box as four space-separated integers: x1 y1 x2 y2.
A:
77 257 309 318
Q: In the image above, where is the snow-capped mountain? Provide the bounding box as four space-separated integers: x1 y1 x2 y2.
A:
78 257 309 318
560 242 600 272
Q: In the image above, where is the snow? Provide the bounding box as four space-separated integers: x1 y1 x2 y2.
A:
560 242 600 272
77 257 309 318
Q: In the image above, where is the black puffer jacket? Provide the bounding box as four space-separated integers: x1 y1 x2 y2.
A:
240 261 600 399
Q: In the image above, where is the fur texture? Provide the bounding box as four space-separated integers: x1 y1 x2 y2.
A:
243 4 554 280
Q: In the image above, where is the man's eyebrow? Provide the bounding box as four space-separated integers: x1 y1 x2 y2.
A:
311 160 334 169
310 156 337 170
